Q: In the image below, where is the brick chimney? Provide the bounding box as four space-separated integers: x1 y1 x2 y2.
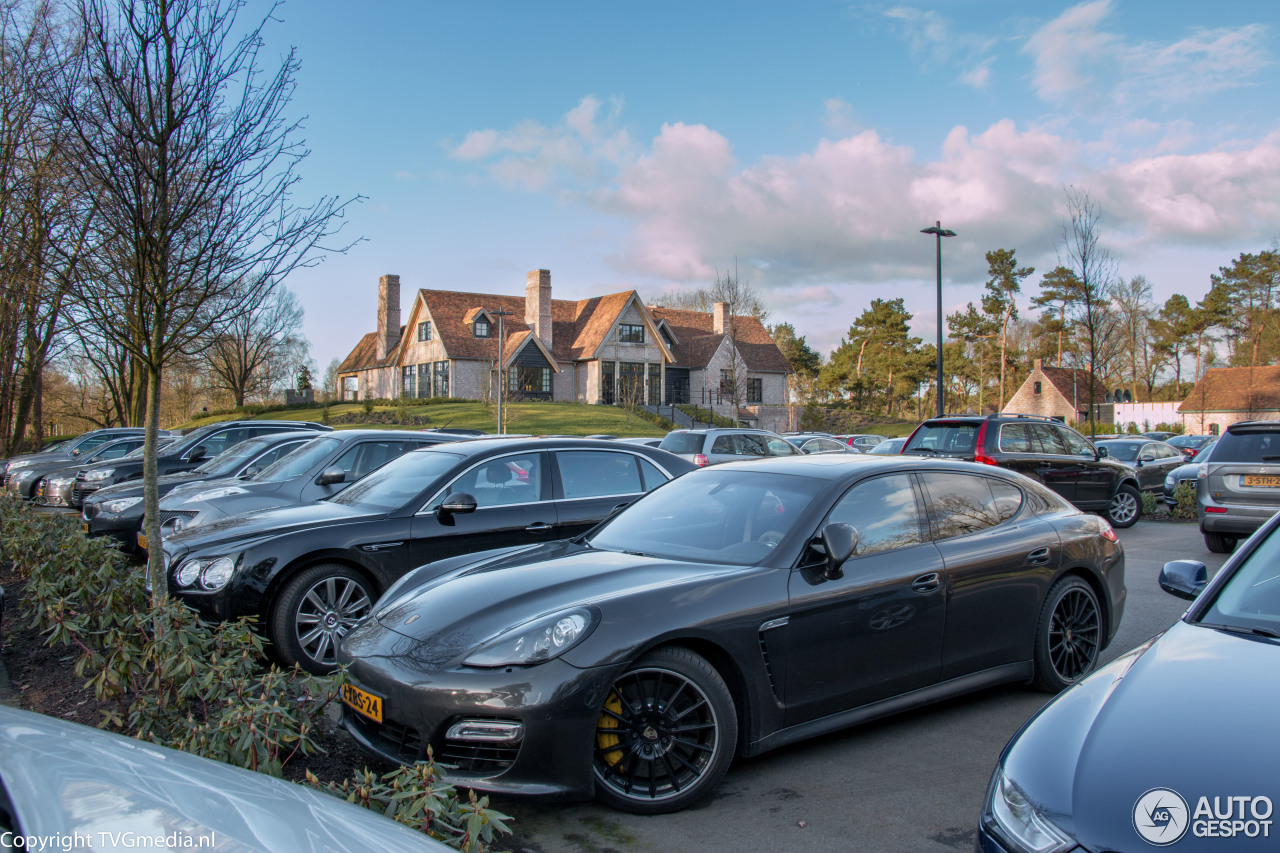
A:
1034 358 1043 371
376 274 401 360
712 301 729 335
525 269 552 346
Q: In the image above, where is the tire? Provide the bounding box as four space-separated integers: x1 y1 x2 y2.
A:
1032 576 1102 693
270 563 375 675
1105 483 1141 528
1204 531 1237 554
593 647 737 814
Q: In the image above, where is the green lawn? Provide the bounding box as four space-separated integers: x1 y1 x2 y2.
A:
177 400 669 436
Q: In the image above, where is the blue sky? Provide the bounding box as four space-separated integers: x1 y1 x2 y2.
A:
260 1 1280 373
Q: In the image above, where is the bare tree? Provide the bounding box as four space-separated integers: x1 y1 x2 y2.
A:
1059 188 1120 432
60 0 360 594
1113 275 1163 400
708 263 769 425
205 284 304 406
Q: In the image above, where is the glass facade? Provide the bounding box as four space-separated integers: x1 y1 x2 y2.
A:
401 365 414 398
417 363 430 397
601 361 615 405
509 366 552 397
648 363 661 405
433 361 449 397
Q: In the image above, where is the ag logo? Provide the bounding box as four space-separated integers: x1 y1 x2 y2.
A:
1134 788 1190 845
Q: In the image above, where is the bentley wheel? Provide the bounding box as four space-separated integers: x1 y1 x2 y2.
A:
593 647 736 814
271 563 375 675
1105 484 1141 528
1032 576 1102 693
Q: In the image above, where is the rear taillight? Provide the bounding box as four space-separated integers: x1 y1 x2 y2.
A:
974 421 997 464
693 454 710 467
1205 506 1227 514
974 452 999 465
1099 519 1118 542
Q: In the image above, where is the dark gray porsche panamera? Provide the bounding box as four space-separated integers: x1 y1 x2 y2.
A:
338 455 1126 814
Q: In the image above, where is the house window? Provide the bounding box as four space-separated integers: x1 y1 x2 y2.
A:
417 363 430 397
432 361 449 397
402 365 415 398
648 363 661 406
474 319 490 338
601 361 615 405
660 327 674 347
1033 381 1042 395
1209 423 1219 436
618 362 644 403
719 369 734 396
342 376 358 401
508 367 552 395
417 321 432 342
618 324 644 343
747 377 763 403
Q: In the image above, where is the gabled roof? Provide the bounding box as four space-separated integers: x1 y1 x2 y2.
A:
1038 365 1108 406
1178 365 1280 413
337 327 405 374
648 307 792 372
504 329 561 372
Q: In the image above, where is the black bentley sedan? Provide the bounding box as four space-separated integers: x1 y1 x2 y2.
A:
160 437 695 673
979 511 1280 853
337 455 1126 813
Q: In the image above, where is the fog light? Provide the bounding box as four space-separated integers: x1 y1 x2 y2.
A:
444 719 524 743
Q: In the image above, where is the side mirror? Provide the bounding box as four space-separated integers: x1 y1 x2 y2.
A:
1159 559 1208 601
1139 454 1155 464
70 448 81 457
315 466 346 486
819 522 858 580
186 445 207 462
239 466 260 479
1097 446 1108 458
439 492 477 516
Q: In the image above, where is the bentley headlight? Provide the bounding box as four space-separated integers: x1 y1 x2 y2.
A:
83 468 115 481
172 555 237 591
464 607 597 667
12 468 36 481
1164 472 1176 489
6 459 33 471
185 485 247 504
100 496 142 515
985 768 1074 853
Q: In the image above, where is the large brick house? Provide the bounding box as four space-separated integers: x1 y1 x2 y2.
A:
1178 365 1280 434
335 270 794 431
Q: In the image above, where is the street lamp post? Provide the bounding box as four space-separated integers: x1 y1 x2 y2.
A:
489 307 515 434
920 221 956 417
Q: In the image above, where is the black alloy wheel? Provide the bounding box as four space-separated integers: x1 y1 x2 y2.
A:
1105 483 1142 528
1032 576 1102 692
271 563 375 675
593 647 736 814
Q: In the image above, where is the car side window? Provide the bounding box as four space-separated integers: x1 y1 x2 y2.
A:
637 458 670 492
254 441 304 469
918 472 1004 538
1031 423 1068 455
824 474 924 558
766 437 799 456
556 450 644 499
97 442 137 460
711 435 736 454
433 453 543 509
1058 427 1094 457
989 480 1024 521
999 423 1033 453
335 441 411 480
738 434 769 457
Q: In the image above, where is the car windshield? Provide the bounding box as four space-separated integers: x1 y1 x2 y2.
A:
329 448 464 512
194 436 274 476
1167 435 1200 448
1100 441 1142 462
868 438 906 455
1207 429 1280 463
1199 522 1280 633
903 422 977 454
588 469 823 565
658 433 704 454
250 436 340 482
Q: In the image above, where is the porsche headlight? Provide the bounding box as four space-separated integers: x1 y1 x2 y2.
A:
463 607 597 667
83 468 115 482
12 468 36 481
1164 472 1176 489
99 496 142 515
184 485 247 504
985 768 1074 853
6 459 33 471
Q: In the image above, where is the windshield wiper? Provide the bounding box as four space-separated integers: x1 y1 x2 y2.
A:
1200 621 1280 639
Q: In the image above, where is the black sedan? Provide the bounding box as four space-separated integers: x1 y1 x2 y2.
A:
979 511 1280 853
337 455 1126 813
81 430 320 550
160 437 695 673
1094 438 1185 497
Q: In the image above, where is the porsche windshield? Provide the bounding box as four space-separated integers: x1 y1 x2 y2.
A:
1200 523 1280 633
588 469 822 565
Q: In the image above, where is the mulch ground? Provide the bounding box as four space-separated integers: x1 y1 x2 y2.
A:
0 561 391 786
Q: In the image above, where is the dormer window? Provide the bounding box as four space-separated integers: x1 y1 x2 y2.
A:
474 319 490 338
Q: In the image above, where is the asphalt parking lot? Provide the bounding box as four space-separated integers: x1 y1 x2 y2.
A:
493 519 1229 853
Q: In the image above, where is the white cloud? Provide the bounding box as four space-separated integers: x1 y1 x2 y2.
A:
881 5 998 90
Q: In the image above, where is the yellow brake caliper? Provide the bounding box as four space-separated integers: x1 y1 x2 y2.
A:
596 691 625 767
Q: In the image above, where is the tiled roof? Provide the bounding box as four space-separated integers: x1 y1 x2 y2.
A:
1178 365 1280 413
337 283 793 375
1040 366 1108 405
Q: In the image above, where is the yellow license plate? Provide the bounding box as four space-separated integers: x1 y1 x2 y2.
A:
83 522 89 533
342 683 384 723
1243 475 1280 487
136 533 148 550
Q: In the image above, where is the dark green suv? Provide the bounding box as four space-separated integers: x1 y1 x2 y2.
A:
902 414 1144 527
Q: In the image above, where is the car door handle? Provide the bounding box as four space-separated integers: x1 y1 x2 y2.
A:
526 522 553 532
911 573 941 593
1027 547 1051 565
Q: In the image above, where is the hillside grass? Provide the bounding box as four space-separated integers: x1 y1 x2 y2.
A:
176 400 669 436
